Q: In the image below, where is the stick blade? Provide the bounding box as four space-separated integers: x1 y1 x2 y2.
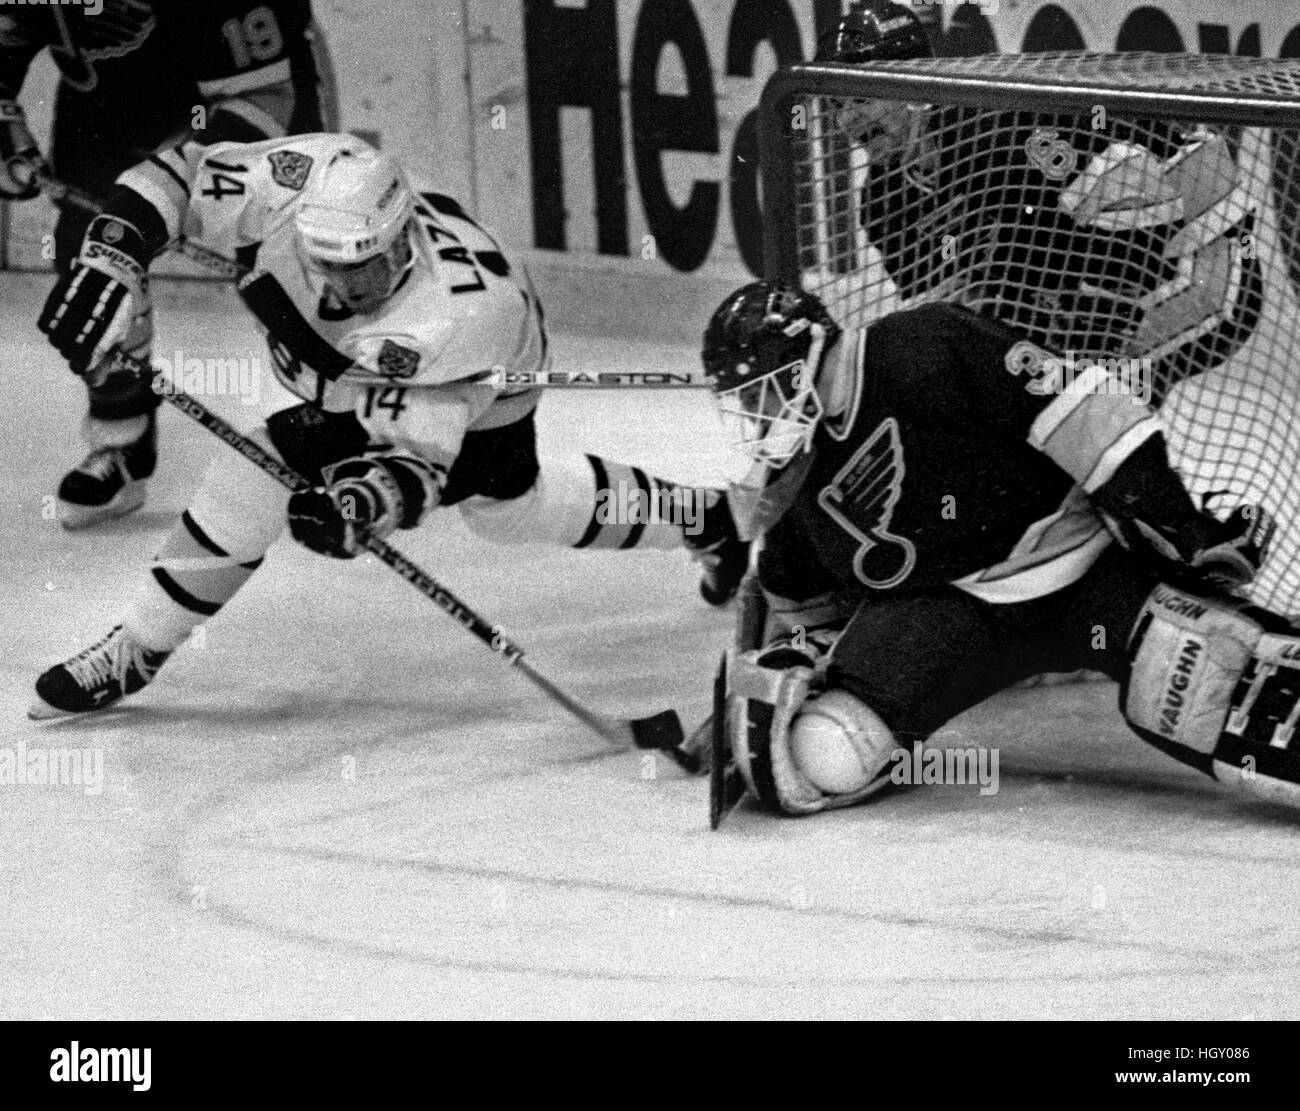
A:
629 709 703 774
629 708 683 749
710 719 746 830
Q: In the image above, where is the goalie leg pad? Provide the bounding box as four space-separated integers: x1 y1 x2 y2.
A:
726 650 894 816
1124 584 1300 810
1124 584 1259 762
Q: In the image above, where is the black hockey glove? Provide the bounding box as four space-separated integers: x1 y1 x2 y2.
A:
1105 504 1275 594
0 99 43 200
38 214 153 376
287 453 445 559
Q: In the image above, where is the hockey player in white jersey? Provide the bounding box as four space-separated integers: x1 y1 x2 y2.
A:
31 133 746 716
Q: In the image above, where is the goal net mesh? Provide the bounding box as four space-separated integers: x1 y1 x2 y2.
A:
771 52 1300 617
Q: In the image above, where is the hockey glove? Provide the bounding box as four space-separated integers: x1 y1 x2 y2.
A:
0 100 43 200
287 453 445 559
1105 504 1274 594
1189 505 1275 590
39 214 154 376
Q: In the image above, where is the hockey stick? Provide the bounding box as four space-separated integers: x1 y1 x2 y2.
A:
34 168 703 387
709 572 769 829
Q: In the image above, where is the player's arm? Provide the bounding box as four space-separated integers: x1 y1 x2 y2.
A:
928 304 1270 591
37 139 271 374
285 285 547 560
284 380 494 559
0 23 48 201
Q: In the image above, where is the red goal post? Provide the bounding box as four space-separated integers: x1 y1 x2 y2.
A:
756 52 1300 619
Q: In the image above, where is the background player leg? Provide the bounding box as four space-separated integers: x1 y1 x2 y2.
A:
48 109 162 529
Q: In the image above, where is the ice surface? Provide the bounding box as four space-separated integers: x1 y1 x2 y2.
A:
1 272 1296 1020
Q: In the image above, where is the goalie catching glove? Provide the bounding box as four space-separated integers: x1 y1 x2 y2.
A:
38 214 154 376
0 99 43 200
287 452 446 559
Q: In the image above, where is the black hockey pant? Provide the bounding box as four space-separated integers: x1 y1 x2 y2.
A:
826 543 1159 745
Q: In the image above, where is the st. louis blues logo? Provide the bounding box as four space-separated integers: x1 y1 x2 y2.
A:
50 1 156 93
817 417 916 589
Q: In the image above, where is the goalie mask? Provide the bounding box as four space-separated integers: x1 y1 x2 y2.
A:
295 147 417 315
702 281 841 474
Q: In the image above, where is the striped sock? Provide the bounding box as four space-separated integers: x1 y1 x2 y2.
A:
573 456 703 552
122 510 265 650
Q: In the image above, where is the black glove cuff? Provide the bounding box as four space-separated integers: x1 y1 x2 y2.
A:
86 214 153 269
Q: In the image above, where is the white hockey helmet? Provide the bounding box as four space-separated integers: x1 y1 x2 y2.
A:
295 146 417 313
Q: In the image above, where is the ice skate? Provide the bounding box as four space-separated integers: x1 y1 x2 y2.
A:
57 414 156 530
29 625 171 719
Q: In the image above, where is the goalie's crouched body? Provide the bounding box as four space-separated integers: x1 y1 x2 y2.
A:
703 281 1300 819
726 562 1300 818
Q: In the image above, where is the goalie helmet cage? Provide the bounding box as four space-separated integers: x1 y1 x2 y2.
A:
758 52 1300 618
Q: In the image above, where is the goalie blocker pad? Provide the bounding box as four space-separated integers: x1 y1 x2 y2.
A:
1123 584 1300 809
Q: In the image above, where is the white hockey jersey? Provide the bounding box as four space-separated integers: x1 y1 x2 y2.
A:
118 133 547 463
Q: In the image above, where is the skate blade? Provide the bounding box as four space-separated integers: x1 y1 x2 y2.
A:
27 695 74 721
60 481 147 531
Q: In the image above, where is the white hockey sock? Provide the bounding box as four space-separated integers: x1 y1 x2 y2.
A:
122 441 290 650
460 453 700 550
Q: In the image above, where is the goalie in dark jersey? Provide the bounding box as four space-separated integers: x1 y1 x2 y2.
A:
0 0 336 528
702 281 1300 822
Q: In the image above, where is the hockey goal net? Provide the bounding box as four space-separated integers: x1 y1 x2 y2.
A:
758 52 1300 618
